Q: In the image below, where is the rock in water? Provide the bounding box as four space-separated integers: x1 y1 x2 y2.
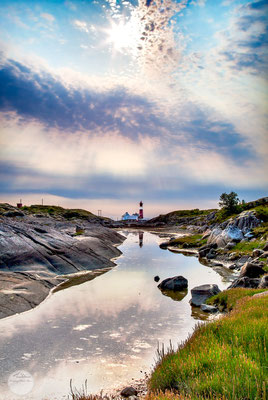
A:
190 284 221 306
158 276 188 291
240 262 265 278
154 275 160 282
120 387 138 397
200 304 218 313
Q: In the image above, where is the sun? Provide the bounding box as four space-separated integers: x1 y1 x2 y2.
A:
105 18 141 54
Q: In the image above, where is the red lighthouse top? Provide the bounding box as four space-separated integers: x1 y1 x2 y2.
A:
140 201 143 207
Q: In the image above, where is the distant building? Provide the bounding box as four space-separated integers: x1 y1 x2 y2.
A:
122 212 139 221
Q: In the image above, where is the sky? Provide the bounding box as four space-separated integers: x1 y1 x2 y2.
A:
0 0 267 219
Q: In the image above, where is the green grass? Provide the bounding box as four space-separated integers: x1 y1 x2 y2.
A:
148 290 267 399
230 240 266 255
207 288 267 311
168 234 207 249
19 205 110 221
253 222 268 240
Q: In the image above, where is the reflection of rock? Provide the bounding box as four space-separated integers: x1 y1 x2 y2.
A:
158 275 188 291
191 307 211 321
190 284 221 307
159 289 188 302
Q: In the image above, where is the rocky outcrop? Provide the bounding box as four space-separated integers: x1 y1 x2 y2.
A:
190 284 221 306
207 211 261 248
0 211 125 318
158 276 188 291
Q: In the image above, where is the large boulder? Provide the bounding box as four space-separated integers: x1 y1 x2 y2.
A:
158 276 188 291
240 262 265 278
190 284 221 306
228 277 260 289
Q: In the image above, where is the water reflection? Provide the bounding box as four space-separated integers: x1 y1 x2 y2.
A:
139 232 143 248
0 231 234 400
159 289 188 302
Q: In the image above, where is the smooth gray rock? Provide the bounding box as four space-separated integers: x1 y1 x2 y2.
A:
200 304 218 313
0 213 125 318
158 275 188 291
190 284 221 306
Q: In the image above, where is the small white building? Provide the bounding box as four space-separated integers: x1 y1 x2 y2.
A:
122 212 139 221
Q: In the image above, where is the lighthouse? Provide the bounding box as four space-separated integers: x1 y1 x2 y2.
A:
139 200 143 220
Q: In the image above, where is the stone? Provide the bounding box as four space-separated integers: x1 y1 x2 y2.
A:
261 251 268 258
225 242 236 250
228 252 239 261
190 284 221 307
158 276 188 291
258 275 268 289
229 264 238 270
240 262 265 278
200 304 218 313
228 277 260 289
120 387 138 397
154 276 160 282
206 250 217 259
223 225 244 242
3 210 24 217
252 249 264 258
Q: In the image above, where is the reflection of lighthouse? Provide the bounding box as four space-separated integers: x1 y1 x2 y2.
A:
139 232 143 247
139 200 143 220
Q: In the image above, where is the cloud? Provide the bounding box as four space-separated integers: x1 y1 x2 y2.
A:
0 56 165 139
214 0 268 75
40 13 55 23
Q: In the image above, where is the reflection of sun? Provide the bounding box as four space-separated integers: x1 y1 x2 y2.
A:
105 19 141 54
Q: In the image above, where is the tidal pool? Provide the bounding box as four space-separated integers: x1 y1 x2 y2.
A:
0 231 234 400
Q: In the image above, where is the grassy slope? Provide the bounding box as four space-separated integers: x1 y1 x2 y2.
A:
148 289 267 400
0 203 110 221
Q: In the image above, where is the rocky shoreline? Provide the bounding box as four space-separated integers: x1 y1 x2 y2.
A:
0 203 125 319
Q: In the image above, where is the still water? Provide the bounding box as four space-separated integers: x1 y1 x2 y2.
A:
0 231 234 400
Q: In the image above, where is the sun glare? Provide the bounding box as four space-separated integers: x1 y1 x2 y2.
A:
105 19 140 54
